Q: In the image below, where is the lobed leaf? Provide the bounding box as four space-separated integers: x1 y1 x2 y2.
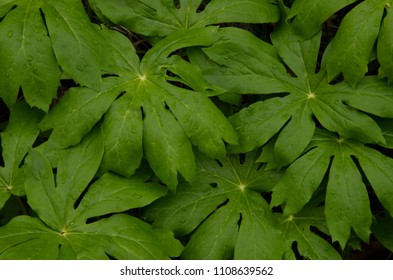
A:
89 0 280 38
377 3 393 82
198 23 393 168
271 129 393 248
280 206 341 260
286 0 357 38
0 102 42 209
145 151 284 259
0 0 111 110
0 127 180 259
40 27 237 190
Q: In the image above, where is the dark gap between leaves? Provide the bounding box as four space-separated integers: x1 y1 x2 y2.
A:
237 213 243 227
215 159 223 167
0 5 17 22
39 8 49 36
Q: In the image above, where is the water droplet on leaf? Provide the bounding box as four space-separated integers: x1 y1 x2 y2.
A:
7 31 13 38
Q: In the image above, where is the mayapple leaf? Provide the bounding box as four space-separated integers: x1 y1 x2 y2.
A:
40 27 238 190
0 128 181 259
325 0 385 86
377 2 393 82
198 24 393 169
286 0 357 38
280 206 341 260
0 0 111 111
0 101 42 209
373 213 393 252
144 151 284 259
0 0 60 111
89 0 280 38
271 128 393 248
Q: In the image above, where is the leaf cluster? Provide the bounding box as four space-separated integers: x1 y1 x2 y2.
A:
1 0 393 259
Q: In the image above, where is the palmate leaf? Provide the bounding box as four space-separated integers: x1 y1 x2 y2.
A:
39 27 238 190
271 128 393 248
194 22 393 169
0 0 110 110
0 101 42 209
280 205 341 260
0 128 182 259
89 0 280 39
144 151 284 259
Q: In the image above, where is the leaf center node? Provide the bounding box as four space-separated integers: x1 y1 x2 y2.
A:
239 183 246 191
307 92 316 100
138 74 147 82
286 215 294 222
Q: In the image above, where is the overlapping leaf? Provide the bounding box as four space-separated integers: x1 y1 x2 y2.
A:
271 128 393 248
144 151 284 259
373 213 393 252
39 27 238 190
194 22 393 169
0 101 42 209
0 128 182 259
285 0 393 84
279 205 341 260
0 0 110 110
89 0 280 39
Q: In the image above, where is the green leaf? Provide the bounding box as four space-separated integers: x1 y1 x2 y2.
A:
0 128 181 259
89 0 280 38
99 93 144 177
286 0 357 38
0 101 42 208
0 216 61 260
0 0 110 110
271 129 393 248
145 151 284 259
373 213 393 252
0 0 60 111
377 3 393 82
280 206 341 260
198 24 391 168
325 148 371 247
324 0 385 86
143 91 196 190
40 27 237 189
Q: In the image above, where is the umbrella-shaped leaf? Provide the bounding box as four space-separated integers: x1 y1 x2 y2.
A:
271 129 393 248
0 128 181 259
39 27 238 190
0 0 111 110
144 151 283 259
89 0 280 38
